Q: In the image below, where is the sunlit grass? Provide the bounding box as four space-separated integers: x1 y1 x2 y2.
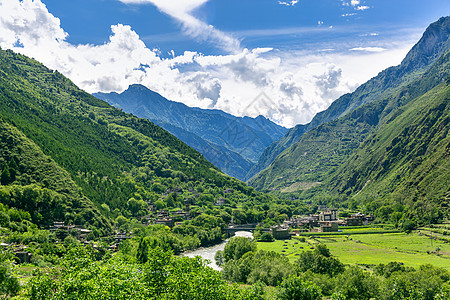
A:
257 232 450 269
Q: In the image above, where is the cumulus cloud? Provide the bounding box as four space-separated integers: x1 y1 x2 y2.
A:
0 0 413 128
278 0 299 6
117 0 240 52
185 73 222 107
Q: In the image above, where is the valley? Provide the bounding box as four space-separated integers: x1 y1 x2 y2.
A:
0 7 449 300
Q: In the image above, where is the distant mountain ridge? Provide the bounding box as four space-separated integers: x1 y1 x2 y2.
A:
247 16 450 180
94 85 288 180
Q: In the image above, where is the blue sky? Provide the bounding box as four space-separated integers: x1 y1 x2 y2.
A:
42 0 448 54
1 0 449 127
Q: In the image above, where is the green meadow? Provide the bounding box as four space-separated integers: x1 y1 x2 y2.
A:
257 232 450 269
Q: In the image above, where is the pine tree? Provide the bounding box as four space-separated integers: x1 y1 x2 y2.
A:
1 167 11 185
136 237 148 264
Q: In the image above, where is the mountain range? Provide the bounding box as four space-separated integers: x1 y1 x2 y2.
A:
247 16 450 222
249 16 450 189
94 86 287 180
246 16 450 181
0 16 448 231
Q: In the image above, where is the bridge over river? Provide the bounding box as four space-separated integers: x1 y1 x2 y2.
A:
224 224 270 238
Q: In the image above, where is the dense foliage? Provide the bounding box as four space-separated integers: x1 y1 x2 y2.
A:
29 246 244 300
0 250 20 298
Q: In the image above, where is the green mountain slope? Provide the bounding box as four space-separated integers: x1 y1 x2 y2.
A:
150 120 254 179
250 47 450 192
247 16 450 180
0 118 110 230
0 48 273 231
314 79 450 223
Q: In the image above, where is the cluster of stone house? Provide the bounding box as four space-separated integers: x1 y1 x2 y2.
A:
286 208 375 233
271 225 291 239
0 222 94 263
151 205 193 229
50 222 92 240
0 243 33 263
344 212 375 226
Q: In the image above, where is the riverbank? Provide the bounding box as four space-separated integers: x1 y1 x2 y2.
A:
182 231 253 270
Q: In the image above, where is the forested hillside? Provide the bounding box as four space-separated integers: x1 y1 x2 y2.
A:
315 74 450 224
247 16 450 180
0 48 275 233
250 47 450 192
0 119 110 230
250 49 450 224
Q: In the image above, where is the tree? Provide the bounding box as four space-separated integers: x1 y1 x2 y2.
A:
247 251 293 286
165 193 176 207
380 264 450 300
0 251 20 298
314 243 331 257
100 203 110 216
255 231 274 242
128 198 147 216
295 244 344 277
402 219 416 233
155 200 165 210
373 261 408 278
223 236 256 262
0 211 10 227
115 215 128 228
333 266 380 300
0 167 11 185
276 275 322 300
215 250 225 267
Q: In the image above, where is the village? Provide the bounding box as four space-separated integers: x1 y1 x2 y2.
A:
0 201 375 264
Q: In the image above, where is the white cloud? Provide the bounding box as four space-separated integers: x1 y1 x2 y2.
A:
341 0 370 11
350 47 387 52
117 0 240 53
356 5 370 11
278 0 299 6
0 0 415 128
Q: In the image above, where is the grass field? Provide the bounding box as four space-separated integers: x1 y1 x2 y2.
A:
257 231 450 269
257 239 313 262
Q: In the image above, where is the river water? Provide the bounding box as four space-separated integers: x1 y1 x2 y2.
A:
182 231 253 270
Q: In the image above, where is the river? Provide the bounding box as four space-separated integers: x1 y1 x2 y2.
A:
182 231 253 270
